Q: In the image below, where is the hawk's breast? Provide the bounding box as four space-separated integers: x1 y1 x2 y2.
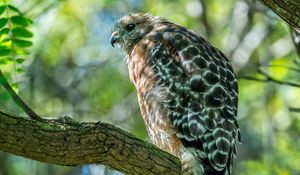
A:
127 37 184 156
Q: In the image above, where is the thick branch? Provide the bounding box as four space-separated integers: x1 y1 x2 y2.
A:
0 110 181 175
258 0 300 30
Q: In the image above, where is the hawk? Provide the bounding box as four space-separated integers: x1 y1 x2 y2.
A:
111 13 240 175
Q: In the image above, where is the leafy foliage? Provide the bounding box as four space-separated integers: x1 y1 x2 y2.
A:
0 2 32 74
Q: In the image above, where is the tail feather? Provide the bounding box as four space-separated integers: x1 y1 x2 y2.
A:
179 140 230 175
181 155 229 175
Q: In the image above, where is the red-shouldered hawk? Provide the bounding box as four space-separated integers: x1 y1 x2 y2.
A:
111 13 240 175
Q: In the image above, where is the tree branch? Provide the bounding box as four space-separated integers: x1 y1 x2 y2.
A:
289 107 300 113
239 69 300 88
257 0 300 30
0 70 42 121
0 110 181 175
290 27 300 58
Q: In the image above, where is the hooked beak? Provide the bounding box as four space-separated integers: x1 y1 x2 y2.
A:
110 32 119 47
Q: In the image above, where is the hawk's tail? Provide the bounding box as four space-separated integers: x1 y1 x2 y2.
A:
181 152 229 175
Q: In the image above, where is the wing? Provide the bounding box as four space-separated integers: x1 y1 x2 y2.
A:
148 25 240 172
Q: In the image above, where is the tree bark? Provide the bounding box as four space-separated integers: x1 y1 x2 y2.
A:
258 0 300 30
0 110 181 175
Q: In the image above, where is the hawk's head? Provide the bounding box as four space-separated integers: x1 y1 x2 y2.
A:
110 13 164 53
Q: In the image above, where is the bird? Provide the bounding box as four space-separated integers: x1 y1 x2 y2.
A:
110 13 240 175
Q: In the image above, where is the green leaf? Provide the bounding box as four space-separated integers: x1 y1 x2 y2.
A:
16 58 25 64
0 5 6 16
8 5 22 15
0 37 11 43
13 39 33 47
11 83 19 90
0 27 9 36
0 46 11 56
11 16 29 26
0 18 8 28
0 60 7 64
27 18 33 24
12 27 33 38
15 49 30 55
0 57 12 64
16 67 24 72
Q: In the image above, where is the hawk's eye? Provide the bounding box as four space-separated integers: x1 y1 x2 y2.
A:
125 24 135 31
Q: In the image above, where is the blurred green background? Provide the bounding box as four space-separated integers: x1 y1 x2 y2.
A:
0 0 299 175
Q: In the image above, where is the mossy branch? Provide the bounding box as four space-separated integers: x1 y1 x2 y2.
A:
0 110 181 175
258 0 300 30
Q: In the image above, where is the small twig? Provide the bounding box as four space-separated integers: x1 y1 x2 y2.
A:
289 107 300 113
0 70 42 121
258 69 300 88
255 63 300 73
290 27 300 58
198 0 212 38
239 69 300 88
239 75 267 82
